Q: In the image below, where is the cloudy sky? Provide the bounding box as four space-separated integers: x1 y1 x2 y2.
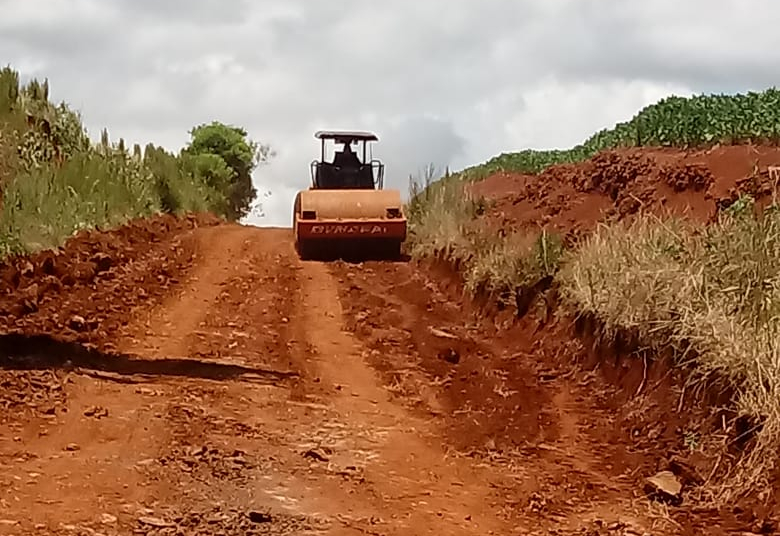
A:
2 0 779 226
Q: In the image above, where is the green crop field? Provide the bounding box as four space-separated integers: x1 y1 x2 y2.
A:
456 88 780 181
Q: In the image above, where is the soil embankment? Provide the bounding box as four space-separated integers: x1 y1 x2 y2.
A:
470 145 780 241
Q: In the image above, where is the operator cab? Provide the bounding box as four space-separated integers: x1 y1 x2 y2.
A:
311 130 385 190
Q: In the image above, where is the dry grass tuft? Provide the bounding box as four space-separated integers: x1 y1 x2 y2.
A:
406 176 563 309
559 196 780 500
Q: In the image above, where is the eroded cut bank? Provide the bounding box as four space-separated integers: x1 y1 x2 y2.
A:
407 144 780 518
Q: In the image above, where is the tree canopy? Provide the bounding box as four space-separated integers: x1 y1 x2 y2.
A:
183 121 273 221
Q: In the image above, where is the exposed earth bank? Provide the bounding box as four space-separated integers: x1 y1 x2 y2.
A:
469 145 780 241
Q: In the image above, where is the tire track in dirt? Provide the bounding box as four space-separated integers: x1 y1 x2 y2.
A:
119 224 254 359
329 260 685 535
0 220 224 534
1 222 512 535
290 259 513 534
0 224 309 535
120 225 331 535
116 226 519 535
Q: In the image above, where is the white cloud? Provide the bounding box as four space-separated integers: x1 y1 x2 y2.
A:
2 0 779 226
502 78 695 151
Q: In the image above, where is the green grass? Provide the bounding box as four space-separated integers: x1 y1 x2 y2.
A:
0 153 157 255
0 66 243 256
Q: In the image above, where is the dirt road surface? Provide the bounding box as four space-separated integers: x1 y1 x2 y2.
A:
0 221 766 535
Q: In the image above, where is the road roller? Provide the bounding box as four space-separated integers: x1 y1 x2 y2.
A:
293 130 407 261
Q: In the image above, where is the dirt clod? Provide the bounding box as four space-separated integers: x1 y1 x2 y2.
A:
138 516 174 528
303 448 330 462
644 470 682 505
248 511 272 524
83 406 109 418
69 315 87 331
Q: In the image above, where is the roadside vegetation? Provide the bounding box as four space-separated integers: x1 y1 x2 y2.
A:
407 87 780 500
406 170 562 309
0 66 272 256
560 197 780 497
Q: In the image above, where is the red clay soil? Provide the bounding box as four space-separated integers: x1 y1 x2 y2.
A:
0 212 221 426
469 145 780 241
0 211 776 534
0 222 572 535
331 257 778 534
0 212 221 349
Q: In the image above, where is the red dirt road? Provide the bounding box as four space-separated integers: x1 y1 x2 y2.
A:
0 223 516 535
0 218 774 535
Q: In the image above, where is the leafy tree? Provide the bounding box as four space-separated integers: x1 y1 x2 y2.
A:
183 121 273 221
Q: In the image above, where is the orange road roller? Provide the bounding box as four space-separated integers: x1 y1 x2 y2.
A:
293 130 407 261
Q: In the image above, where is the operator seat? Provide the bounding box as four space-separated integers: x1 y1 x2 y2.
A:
333 145 361 168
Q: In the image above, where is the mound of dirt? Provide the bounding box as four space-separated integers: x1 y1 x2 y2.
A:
0 212 221 348
470 145 780 241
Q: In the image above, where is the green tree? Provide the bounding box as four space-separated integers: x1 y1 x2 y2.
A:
183 121 272 221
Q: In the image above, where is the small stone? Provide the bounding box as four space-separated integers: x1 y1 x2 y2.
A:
64 443 80 452
303 449 330 462
100 513 117 524
69 315 87 331
644 470 682 505
20 261 34 277
138 516 174 528
248 511 272 523
84 406 108 418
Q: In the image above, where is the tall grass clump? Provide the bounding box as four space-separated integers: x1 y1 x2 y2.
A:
407 173 563 308
560 196 780 499
460 229 563 302
406 173 483 259
0 151 160 254
0 65 268 256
